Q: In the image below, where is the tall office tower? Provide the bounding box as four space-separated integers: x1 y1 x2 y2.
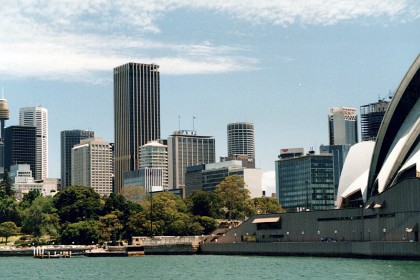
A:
275 148 335 212
360 99 390 141
0 99 10 176
227 122 255 166
61 130 94 188
19 107 48 179
319 144 351 199
168 130 215 189
4 126 37 175
328 107 358 146
71 137 113 197
139 141 168 189
0 98 10 139
114 63 160 193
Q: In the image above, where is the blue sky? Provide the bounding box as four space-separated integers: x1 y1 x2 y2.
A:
1 0 420 195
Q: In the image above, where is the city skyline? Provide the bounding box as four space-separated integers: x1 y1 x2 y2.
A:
2 1 420 195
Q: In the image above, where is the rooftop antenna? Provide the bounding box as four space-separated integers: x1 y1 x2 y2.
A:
178 116 181 132
193 116 196 132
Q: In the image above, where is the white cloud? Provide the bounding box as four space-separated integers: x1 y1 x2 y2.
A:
0 0 418 81
262 170 276 197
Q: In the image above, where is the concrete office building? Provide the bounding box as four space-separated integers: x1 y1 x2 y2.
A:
139 141 168 189
114 63 160 193
185 160 262 198
328 107 358 146
360 99 390 141
19 106 48 179
61 129 95 188
10 164 58 200
227 122 255 168
168 130 215 189
276 148 335 211
4 126 36 175
71 137 113 196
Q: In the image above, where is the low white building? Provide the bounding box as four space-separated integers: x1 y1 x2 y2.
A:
10 164 58 200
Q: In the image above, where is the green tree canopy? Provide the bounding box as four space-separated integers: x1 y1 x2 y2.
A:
215 175 250 220
0 170 13 198
0 196 22 225
53 185 103 224
0 221 19 244
60 220 99 245
21 196 60 238
246 197 285 217
186 191 222 218
97 212 123 242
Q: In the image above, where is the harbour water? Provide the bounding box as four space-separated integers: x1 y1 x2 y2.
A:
1 255 419 279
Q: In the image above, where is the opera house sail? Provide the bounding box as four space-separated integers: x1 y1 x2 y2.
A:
200 54 420 259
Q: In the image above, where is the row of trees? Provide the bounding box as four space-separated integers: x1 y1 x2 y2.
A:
0 174 284 245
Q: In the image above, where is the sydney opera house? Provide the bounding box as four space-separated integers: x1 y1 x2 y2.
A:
201 54 420 259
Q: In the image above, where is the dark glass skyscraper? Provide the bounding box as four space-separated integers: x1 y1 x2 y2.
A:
114 63 160 193
60 129 94 188
4 126 36 174
360 100 389 141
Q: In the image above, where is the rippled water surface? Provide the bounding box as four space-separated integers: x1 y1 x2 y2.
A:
2 255 420 279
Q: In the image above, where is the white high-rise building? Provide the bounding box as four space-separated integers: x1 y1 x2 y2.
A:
328 107 358 146
71 137 113 196
139 141 168 189
19 107 48 180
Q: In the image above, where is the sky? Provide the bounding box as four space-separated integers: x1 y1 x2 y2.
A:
1 0 420 195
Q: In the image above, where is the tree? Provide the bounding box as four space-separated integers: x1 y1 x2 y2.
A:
0 170 13 198
247 197 285 216
0 221 19 245
19 189 41 209
186 191 222 218
97 212 123 242
21 196 60 238
120 185 146 203
192 216 218 234
0 196 22 225
60 220 99 245
53 185 103 224
215 175 250 220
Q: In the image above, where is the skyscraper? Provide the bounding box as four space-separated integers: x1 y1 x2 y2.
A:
328 107 358 146
360 99 390 141
0 98 9 176
4 126 36 175
227 122 255 161
139 141 168 189
275 148 335 211
168 130 215 189
114 63 160 193
19 107 48 179
71 137 113 196
61 129 94 188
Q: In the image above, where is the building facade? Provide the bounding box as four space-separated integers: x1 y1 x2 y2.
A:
123 168 164 193
328 107 358 146
114 63 160 193
276 150 335 211
319 144 351 199
4 126 36 175
227 122 255 167
10 164 58 200
360 99 390 141
168 130 215 190
139 141 168 189
19 106 48 179
60 129 94 188
185 160 262 198
71 137 113 196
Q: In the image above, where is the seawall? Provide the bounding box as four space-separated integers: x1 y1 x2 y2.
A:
200 241 420 259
